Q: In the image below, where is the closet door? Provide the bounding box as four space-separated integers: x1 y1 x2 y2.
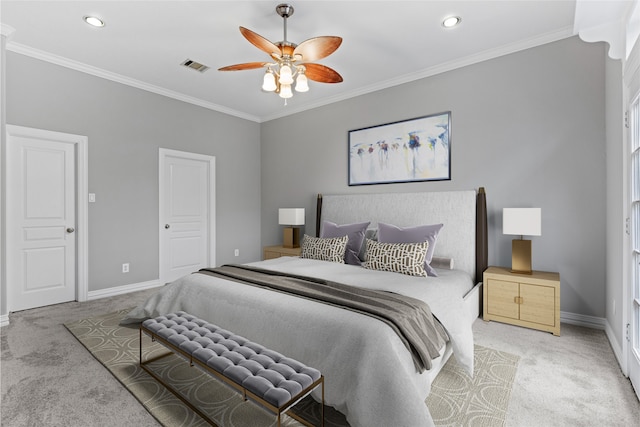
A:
159 148 216 283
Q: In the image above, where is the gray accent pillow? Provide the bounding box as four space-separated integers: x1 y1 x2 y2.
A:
320 221 370 265
301 234 348 263
377 222 444 277
363 239 428 277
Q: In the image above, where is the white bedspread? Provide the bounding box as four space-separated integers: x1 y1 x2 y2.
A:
123 257 475 427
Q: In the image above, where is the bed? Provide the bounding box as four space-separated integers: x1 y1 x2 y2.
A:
123 188 488 427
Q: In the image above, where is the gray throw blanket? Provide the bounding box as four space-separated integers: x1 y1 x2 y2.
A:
197 264 448 372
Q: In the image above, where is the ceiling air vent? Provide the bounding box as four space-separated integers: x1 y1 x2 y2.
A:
181 59 210 73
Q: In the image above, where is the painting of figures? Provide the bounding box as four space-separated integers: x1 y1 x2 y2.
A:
348 112 451 185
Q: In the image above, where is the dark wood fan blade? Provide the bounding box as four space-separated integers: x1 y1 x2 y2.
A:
293 36 342 62
239 27 281 56
303 63 343 83
218 62 267 71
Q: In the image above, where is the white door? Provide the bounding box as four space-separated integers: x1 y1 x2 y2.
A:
628 94 640 400
6 127 82 311
159 149 215 283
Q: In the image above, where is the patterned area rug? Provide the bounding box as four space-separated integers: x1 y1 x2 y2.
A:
425 345 519 426
65 309 519 427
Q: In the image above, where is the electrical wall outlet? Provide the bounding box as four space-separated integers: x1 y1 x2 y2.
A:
122 263 129 273
234 249 240 257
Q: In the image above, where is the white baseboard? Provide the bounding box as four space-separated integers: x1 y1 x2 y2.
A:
0 280 164 328
604 320 626 374
560 311 606 330
560 311 627 375
87 279 164 300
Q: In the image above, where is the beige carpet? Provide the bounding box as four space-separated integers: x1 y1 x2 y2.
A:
65 308 519 427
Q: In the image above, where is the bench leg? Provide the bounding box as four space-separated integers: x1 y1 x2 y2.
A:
139 328 218 426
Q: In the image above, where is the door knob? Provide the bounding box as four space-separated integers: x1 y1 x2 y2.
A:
165 224 170 229
66 227 75 233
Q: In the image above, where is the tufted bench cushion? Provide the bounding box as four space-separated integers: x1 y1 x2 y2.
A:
140 311 324 425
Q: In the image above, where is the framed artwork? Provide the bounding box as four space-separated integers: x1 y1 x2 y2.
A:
348 111 451 186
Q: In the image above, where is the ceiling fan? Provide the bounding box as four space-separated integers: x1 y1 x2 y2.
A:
218 3 343 100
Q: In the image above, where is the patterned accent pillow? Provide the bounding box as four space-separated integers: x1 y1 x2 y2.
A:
364 239 429 277
301 234 348 263
378 222 444 277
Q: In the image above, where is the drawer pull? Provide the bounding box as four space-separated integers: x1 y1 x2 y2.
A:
514 297 524 304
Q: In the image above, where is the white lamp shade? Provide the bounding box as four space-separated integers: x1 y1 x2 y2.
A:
503 208 541 236
279 208 305 225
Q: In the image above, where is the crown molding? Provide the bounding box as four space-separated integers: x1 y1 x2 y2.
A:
6 42 261 123
573 0 635 60
261 26 575 122
0 24 16 39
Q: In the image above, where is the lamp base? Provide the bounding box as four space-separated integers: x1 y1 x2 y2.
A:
511 239 532 274
283 227 300 248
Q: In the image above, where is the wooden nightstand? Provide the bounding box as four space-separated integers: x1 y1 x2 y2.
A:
483 266 560 336
263 245 301 260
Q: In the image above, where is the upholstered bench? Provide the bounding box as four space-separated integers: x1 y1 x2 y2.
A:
139 311 324 427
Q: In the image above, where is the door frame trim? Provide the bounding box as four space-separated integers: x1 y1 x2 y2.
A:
158 148 216 284
5 124 88 308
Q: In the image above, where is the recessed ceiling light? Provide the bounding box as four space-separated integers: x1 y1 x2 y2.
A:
442 16 461 28
83 16 105 28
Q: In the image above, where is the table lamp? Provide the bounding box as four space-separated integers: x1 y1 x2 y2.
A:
503 208 541 274
279 208 305 248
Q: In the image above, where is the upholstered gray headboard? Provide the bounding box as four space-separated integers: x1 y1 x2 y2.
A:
316 189 487 282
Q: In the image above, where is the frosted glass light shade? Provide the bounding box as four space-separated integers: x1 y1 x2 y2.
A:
278 65 294 85
503 208 541 236
295 73 309 92
262 72 276 91
279 208 305 225
279 84 293 99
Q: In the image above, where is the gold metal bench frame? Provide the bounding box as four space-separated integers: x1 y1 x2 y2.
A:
140 325 325 427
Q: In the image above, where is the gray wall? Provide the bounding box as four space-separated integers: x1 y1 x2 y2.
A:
6 53 261 292
261 36 607 318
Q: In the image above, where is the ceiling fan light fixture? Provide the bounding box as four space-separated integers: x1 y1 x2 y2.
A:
442 16 461 28
219 2 343 104
279 84 293 99
83 15 105 28
262 70 277 92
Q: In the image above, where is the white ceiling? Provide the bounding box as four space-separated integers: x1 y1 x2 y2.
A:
0 1 595 122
